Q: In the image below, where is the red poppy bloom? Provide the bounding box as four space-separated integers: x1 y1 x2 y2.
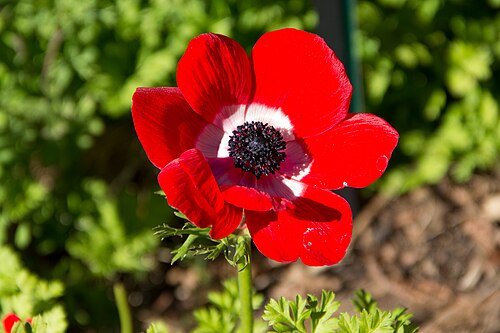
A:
132 28 398 266
2 313 31 333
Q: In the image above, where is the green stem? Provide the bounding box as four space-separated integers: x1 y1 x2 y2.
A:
237 236 254 333
113 282 133 333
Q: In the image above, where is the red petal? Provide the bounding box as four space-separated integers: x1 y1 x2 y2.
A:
246 186 352 266
208 157 307 211
207 157 248 187
177 33 253 125
300 113 399 189
158 149 242 239
250 28 352 138
132 87 223 169
3 313 21 333
221 185 273 211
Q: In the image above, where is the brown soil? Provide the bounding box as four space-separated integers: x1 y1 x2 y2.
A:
136 171 500 333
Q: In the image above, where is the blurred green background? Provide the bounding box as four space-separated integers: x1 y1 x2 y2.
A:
0 0 499 332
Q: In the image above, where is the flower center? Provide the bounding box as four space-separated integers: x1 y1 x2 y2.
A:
228 121 287 179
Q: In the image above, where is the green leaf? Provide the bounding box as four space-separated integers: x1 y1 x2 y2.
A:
145 322 169 333
170 234 201 264
0 246 67 332
9 316 47 333
155 222 252 267
229 235 251 268
11 322 24 333
193 278 264 333
153 222 211 239
173 210 187 219
309 290 340 333
337 312 360 333
360 309 394 333
27 316 47 333
264 290 417 333
353 289 378 314
263 295 310 333
391 308 418 333
338 309 394 333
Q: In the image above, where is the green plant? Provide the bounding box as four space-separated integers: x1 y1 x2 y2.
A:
264 289 417 333
0 0 317 330
0 246 67 333
152 220 418 333
359 0 500 193
193 279 265 333
174 276 418 333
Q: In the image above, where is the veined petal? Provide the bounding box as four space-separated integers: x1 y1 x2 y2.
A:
208 156 305 209
207 157 249 187
158 149 242 239
299 113 399 189
177 33 253 126
207 158 289 211
246 186 352 266
132 87 224 168
250 28 352 138
221 185 274 211
279 138 312 180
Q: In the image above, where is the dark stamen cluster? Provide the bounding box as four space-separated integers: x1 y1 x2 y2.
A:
228 121 287 179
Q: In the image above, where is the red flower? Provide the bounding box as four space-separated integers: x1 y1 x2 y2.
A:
132 28 398 266
2 313 31 333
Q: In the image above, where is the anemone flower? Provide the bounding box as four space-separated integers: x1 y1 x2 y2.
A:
132 28 398 266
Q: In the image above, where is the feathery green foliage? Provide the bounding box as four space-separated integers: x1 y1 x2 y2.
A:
154 219 251 267
0 246 67 333
0 1 316 330
359 0 500 193
193 279 265 333
263 290 417 333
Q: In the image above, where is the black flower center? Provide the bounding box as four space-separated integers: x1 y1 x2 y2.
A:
228 121 287 179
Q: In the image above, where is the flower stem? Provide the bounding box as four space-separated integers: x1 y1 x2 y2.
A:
237 236 254 333
113 282 133 333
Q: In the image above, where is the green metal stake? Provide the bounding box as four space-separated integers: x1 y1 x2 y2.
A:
315 0 364 114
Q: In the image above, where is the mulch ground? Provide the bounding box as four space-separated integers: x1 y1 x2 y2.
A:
135 170 500 333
